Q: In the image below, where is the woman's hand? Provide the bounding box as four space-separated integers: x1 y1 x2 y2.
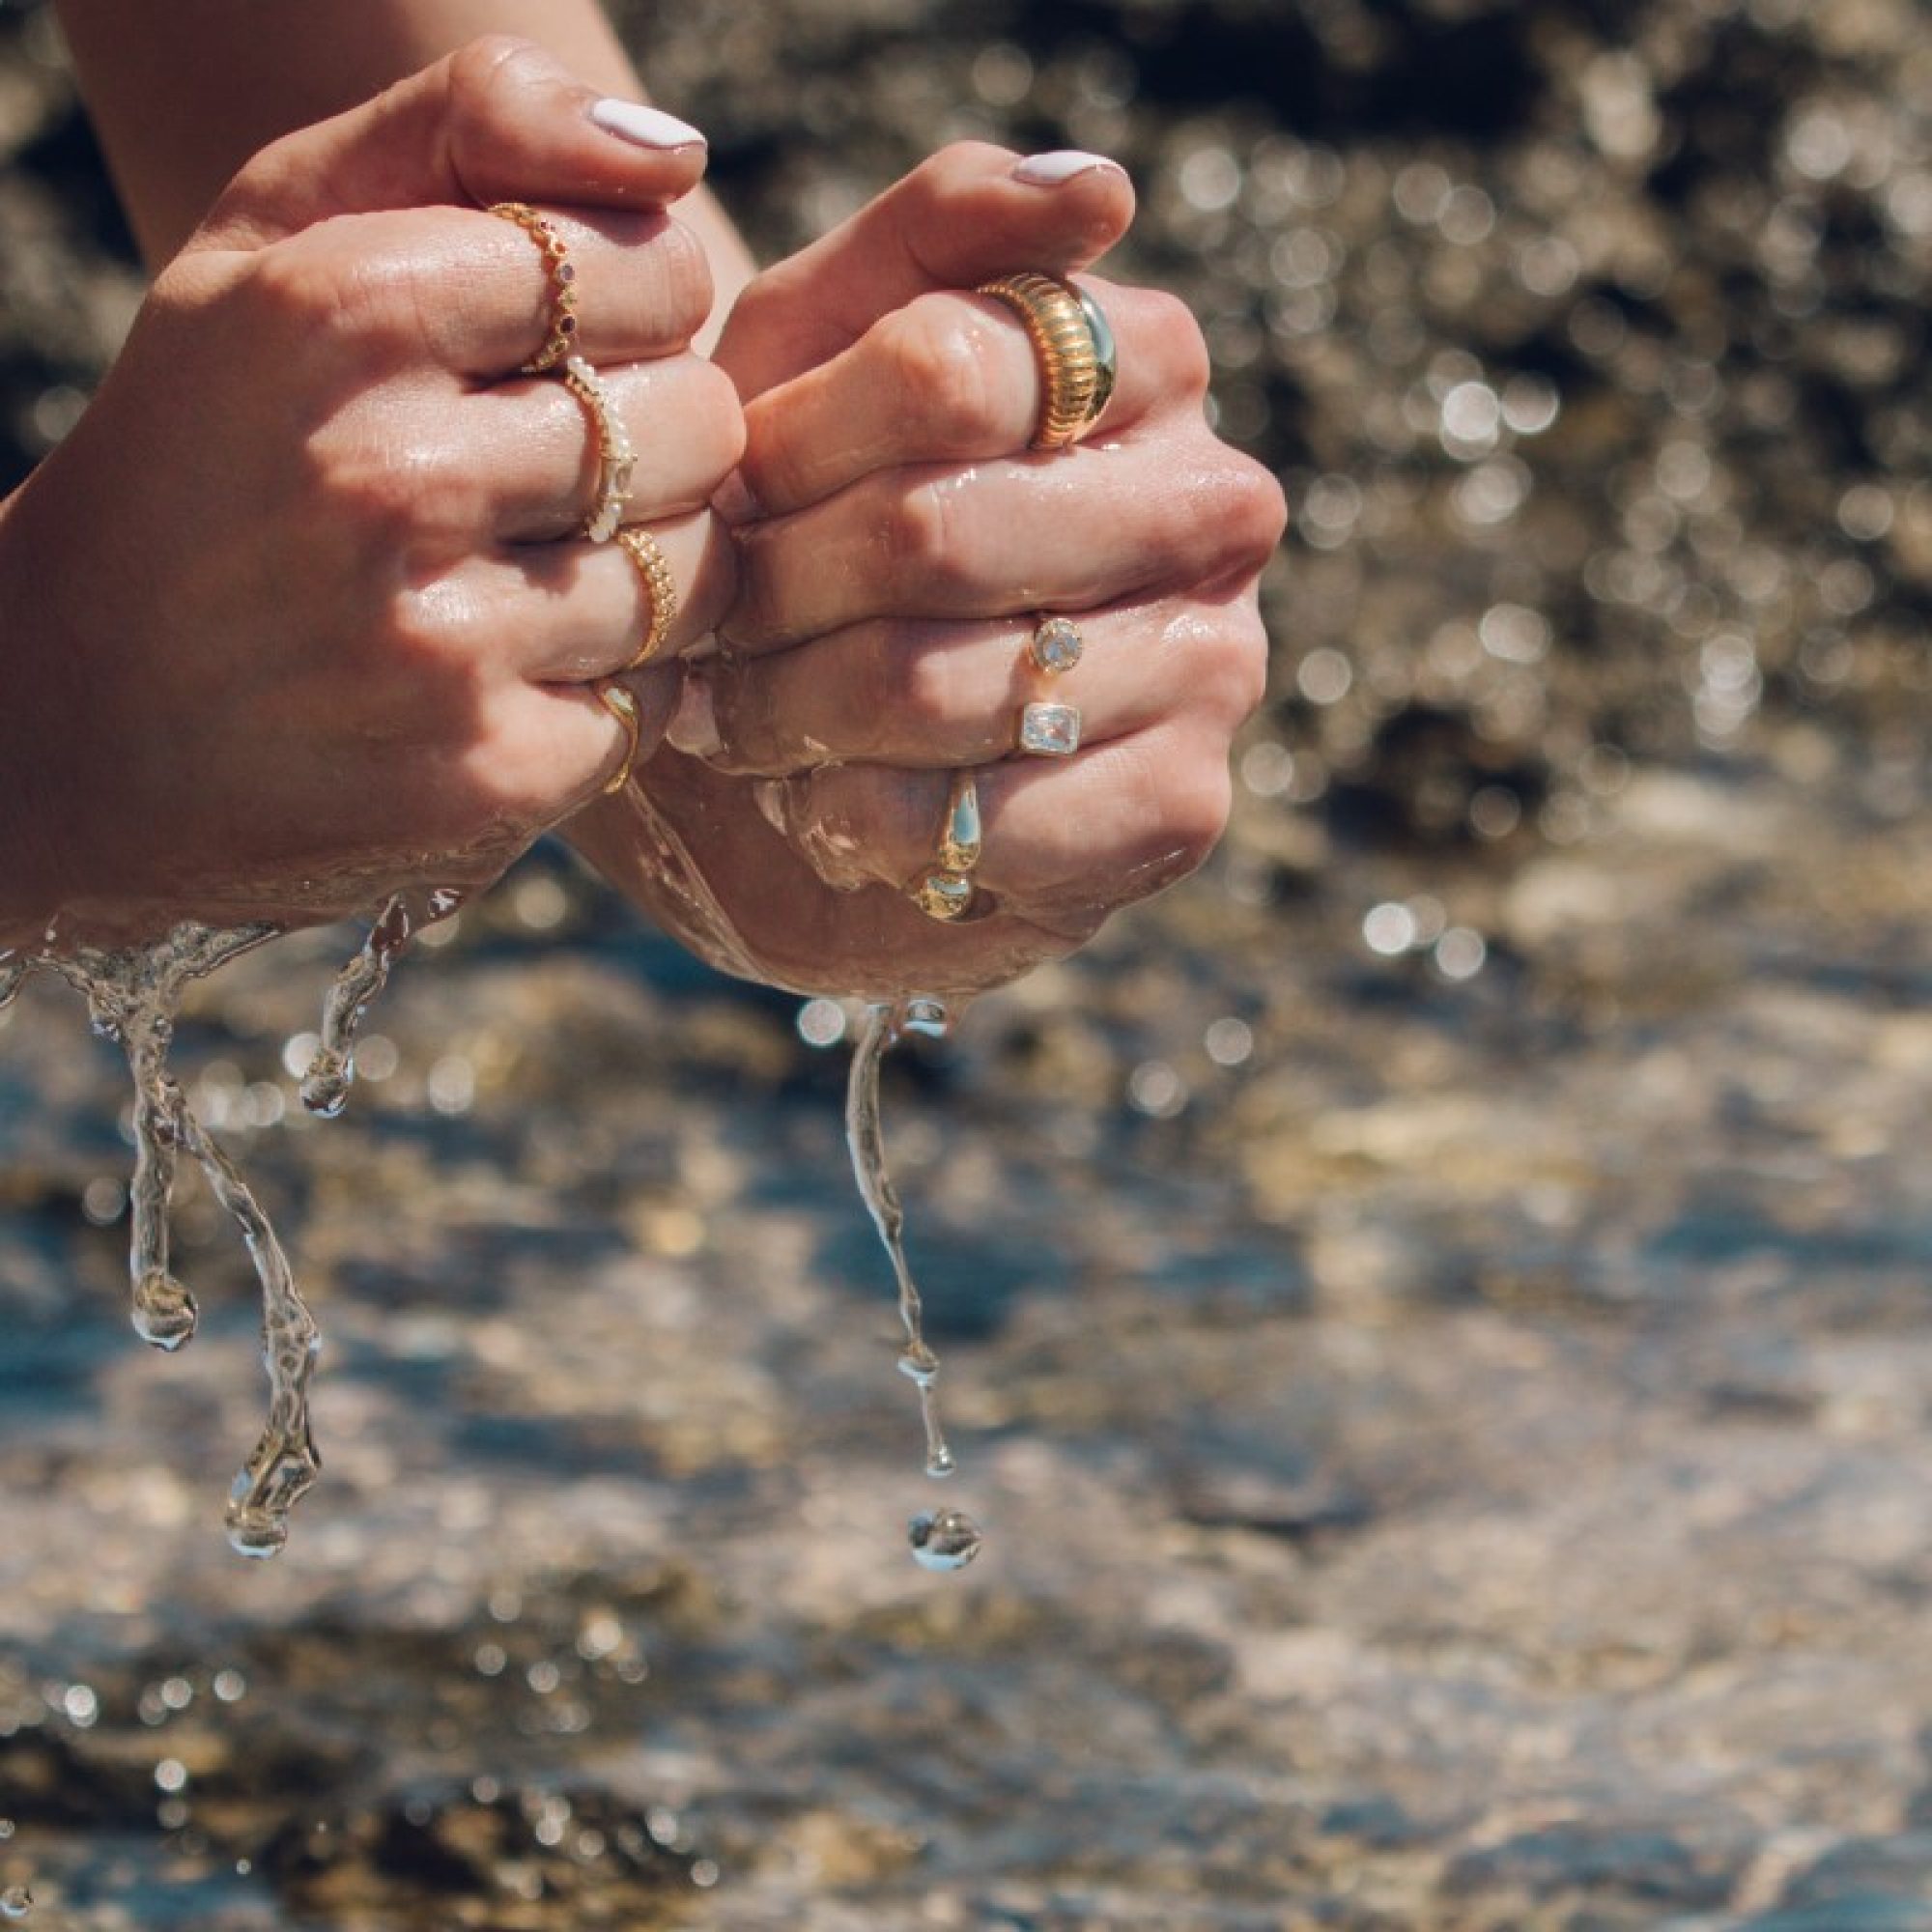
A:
574 144 1284 1000
0 37 740 949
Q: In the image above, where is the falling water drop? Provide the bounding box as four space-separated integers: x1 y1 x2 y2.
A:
301 887 464 1116
0 1883 31 1918
130 1271 197 1351
908 1508 982 1572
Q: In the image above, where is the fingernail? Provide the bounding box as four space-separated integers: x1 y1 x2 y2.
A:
667 672 723 757
1011 150 1126 187
590 99 708 151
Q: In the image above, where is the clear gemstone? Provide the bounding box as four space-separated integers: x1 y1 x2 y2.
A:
1019 702 1081 756
1031 617 1084 674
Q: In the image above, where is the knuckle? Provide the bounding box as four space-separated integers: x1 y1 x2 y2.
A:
1186 613 1270 727
884 298 1003 449
885 481 976 601
1157 749 1236 873
446 33 549 111
649 218 717 343
859 631 952 753
1137 287 1213 395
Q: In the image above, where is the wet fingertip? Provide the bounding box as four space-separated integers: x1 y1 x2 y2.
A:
589 98 708 153
1011 150 1129 187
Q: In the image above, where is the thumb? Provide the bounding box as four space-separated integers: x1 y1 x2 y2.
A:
190 36 708 254
716 141 1134 399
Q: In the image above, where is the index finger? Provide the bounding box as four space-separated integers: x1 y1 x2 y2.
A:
738 279 1208 518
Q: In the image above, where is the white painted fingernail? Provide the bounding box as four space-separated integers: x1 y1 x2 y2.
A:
667 673 723 757
1011 150 1125 186
590 99 707 151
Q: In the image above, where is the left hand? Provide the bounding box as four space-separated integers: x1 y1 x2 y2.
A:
572 144 1285 999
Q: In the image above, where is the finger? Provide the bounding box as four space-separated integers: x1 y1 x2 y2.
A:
739 280 1209 518
423 510 737 684
683 597 1264 777
756 718 1235 918
477 356 744 541
718 141 1134 400
510 661 685 812
194 37 709 254
233 205 713 384
726 435 1284 654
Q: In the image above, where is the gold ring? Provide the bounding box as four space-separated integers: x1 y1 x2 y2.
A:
975 271 1118 450
489 201 580 375
559 355 636 544
910 771 981 922
596 682 642 795
614 526 678 669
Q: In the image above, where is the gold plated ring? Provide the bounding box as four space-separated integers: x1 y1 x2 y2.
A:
596 682 642 795
976 270 1119 450
910 771 982 922
488 201 580 374
559 355 636 544
613 526 679 669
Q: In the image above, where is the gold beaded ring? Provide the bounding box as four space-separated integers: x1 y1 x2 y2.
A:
613 526 679 670
488 202 581 374
596 682 642 795
558 355 636 544
910 771 983 922
975 271 1118 450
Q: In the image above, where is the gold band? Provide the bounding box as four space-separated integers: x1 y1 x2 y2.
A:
597 682 642 795
976 271 1118 450
614 526 679 670
910 771 981 922
489 202 580 374
559 355 636 544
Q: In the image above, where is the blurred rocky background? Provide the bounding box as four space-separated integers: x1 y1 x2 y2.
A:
4 0 1932 1926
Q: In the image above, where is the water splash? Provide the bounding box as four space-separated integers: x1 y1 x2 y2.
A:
301 887 464 1117
22 920 324 1555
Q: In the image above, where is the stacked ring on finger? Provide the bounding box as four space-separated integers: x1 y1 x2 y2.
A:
910 771 982 922
559 355 637 543
488 201 580 374
1017 614 1084 757
614 526 679 669
975 271 1119 449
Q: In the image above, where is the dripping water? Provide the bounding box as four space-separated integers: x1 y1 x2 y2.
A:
300 887 464 1116
845 1001 984 1573
24 922 326 1554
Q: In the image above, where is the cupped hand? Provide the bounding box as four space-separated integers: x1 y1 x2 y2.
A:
573 143 1284 1001
0 37 741 949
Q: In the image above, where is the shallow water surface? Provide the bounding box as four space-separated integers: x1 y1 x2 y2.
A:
5 760 1932 1928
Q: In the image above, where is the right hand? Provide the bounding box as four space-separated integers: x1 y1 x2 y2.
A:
0 37 741 948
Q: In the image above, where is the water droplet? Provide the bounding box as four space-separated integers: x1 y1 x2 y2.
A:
131 1271 197 1350
908 1508 982 1572
0 1884 31 1918
896 1345 939 1388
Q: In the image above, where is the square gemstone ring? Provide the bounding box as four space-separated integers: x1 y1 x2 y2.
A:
1018 702 1082 757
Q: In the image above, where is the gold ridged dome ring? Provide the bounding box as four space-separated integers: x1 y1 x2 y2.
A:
975 271 1118 450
